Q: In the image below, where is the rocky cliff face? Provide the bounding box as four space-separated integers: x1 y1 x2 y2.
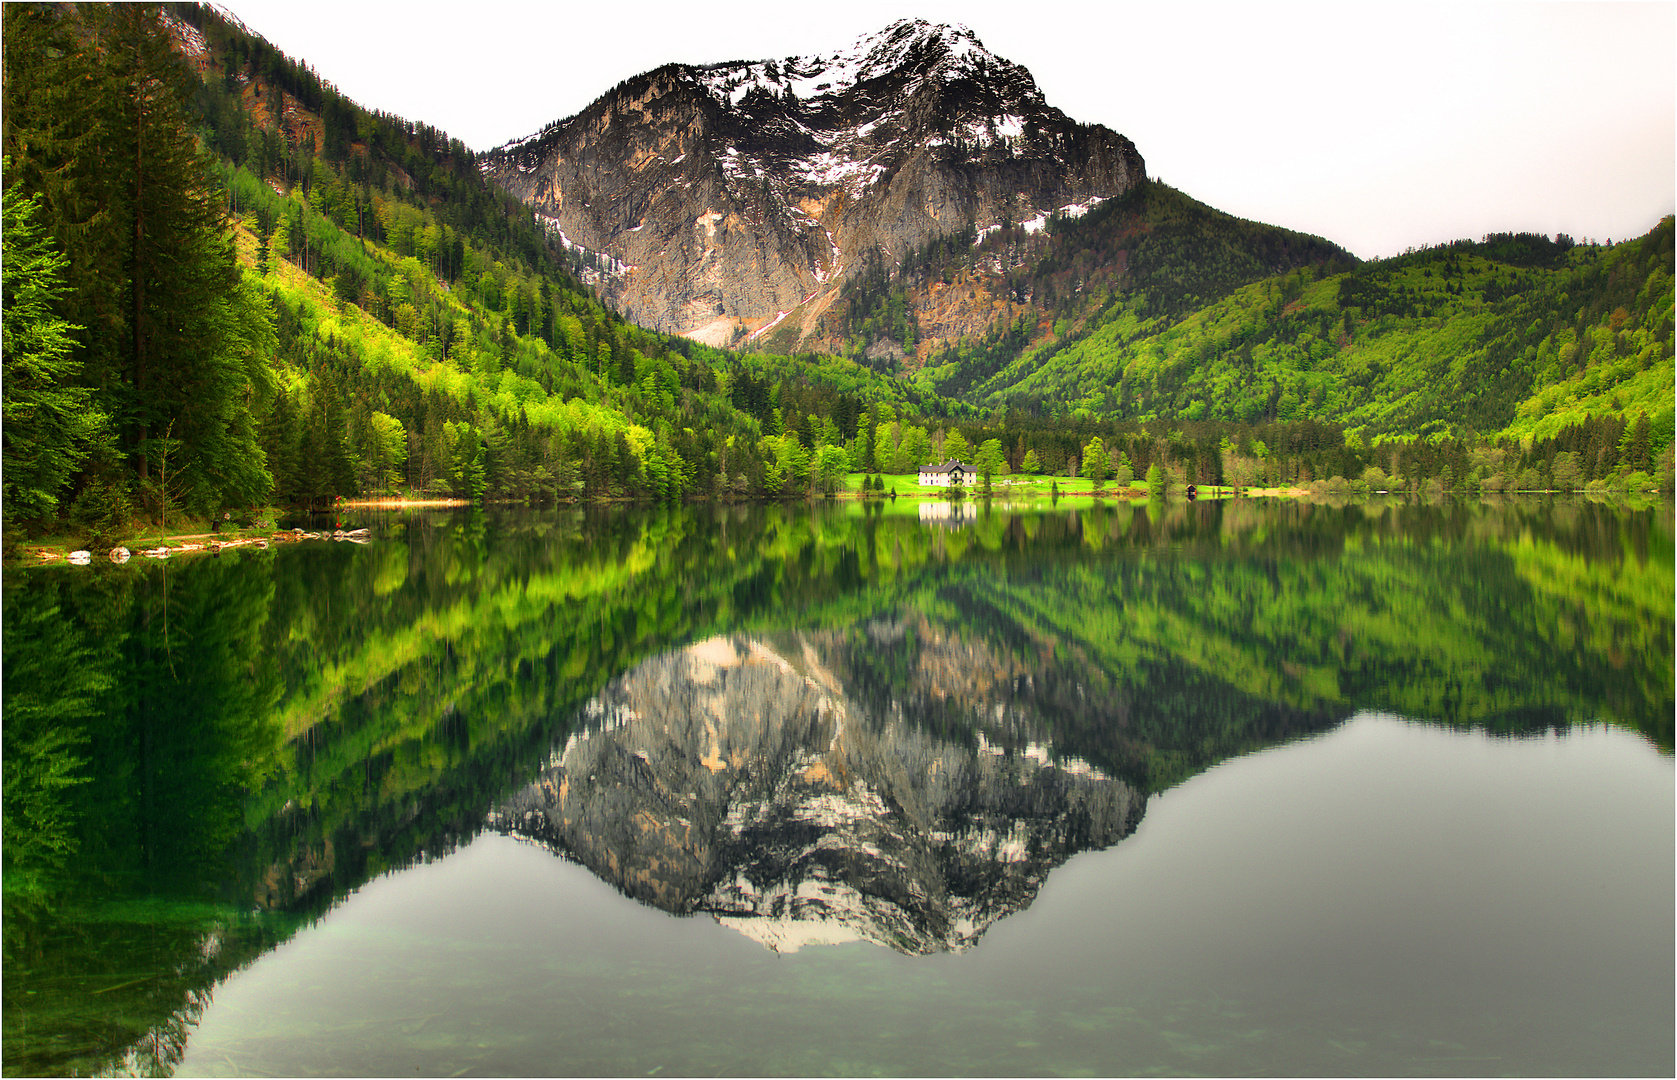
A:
490 631 1144 955
481 21 1144 348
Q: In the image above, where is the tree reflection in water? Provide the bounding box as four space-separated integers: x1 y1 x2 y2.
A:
3 498 1670 1074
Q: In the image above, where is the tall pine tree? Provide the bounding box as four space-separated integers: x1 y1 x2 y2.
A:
101 5 276 509
3 4 277 527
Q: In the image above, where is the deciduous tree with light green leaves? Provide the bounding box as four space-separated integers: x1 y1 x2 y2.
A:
447 421 488 501
1082 437 1110 489
900 425 931 471
814 444 850 496
366 412 409 492
1 169 110 529
759 432 810 498
976 439 1005 494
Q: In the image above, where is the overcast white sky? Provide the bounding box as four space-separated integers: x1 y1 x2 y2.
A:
219 1 1673 260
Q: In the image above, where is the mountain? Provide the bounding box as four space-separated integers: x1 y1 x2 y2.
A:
473 16 1665 459
481 20 1146 351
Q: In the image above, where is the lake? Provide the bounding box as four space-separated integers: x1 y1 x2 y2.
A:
3 497 1672 1077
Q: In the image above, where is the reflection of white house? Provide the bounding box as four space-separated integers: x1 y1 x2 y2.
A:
918 460 970 486
918 500 974 525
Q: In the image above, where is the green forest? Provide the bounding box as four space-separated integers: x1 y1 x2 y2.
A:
3 3 1672 552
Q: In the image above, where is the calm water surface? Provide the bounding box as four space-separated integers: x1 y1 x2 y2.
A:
4 498 1672 1077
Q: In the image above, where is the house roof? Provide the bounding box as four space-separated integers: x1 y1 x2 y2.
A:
919 460 969 474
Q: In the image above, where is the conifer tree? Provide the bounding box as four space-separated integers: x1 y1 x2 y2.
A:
860 404 880 472
3 4 277 523
2 4 126 399
943 428 971 462
1145 462 1166 498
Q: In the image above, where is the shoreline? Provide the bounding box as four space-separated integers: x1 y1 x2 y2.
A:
328 486 1313 506
7 487 1266 565
21 486 1647 566
340 497 472 508
17 526 371 566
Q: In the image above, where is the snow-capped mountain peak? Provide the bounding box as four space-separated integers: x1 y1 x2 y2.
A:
695 19 996 106
482 21 1143 348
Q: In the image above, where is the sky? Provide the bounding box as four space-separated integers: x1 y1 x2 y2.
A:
218 1 1674 260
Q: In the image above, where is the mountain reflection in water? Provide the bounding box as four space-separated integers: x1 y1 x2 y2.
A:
2 499 1670 1076
493 632 1144 954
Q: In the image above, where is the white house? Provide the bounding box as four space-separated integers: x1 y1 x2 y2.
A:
918 460 970 486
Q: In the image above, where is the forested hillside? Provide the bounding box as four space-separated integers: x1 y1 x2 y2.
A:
2 2 1670 550
990 221 1674 440
0 2 932 541
796 179 1354 384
